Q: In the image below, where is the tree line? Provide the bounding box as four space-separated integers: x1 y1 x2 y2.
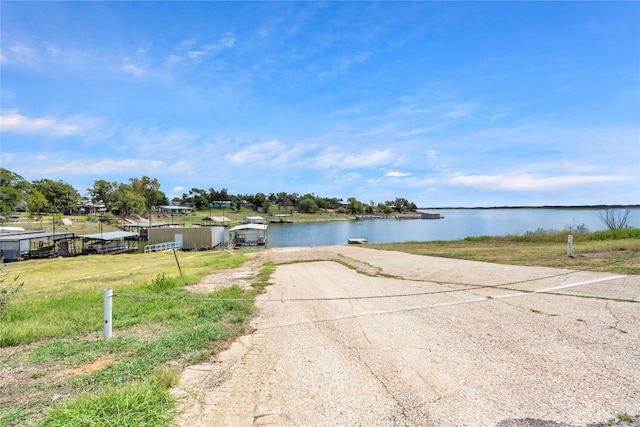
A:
0 168 418 218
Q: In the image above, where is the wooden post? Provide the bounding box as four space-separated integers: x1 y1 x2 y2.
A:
567 235 574 258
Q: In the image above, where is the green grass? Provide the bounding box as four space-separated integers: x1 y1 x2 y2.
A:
0 250 257 426
2 228 638 426
37 375 177 427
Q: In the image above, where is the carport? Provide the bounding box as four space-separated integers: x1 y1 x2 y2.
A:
81 231 139 255
0 231 75 261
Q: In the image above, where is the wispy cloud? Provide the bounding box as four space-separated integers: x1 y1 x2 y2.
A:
122 63 144 76
0 42 34 66
320 51 371 77
0 110 80 137
226 140 291 167
313 147 394 169
384 170 411 177
446 173 630 192
169 33 236 65
16 156 164 177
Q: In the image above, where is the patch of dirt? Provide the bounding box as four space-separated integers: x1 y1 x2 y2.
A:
57 356 115 380
185 247 379 294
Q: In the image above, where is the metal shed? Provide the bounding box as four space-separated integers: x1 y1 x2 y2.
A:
0 231 75 261
121 221 178 240
148 226 225 251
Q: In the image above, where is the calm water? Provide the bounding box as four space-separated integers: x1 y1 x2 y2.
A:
265 208 640 248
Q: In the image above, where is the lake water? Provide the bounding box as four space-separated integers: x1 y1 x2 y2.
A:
265 208 640 248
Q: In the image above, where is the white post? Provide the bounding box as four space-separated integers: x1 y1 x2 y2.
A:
567 234 574 258
103 288 112 339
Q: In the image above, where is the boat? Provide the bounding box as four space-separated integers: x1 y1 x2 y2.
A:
347 237 368 244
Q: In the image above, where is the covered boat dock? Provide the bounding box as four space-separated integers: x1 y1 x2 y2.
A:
229 223 268 248
0 231 75 261
81 231 139 255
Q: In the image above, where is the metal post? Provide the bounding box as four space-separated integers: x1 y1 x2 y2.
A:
103 288 112 339
567 234 574 258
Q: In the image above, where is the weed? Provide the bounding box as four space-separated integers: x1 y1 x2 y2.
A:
36 376 177 427
0 267 23 320
617 412 635 422
0 407 29 426
149 273 180 294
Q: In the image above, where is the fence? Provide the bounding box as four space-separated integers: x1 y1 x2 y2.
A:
144 240 183 253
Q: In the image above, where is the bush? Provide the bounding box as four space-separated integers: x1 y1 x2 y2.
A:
148 273 180 294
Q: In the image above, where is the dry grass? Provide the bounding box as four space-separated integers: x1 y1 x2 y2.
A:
369 235 640 274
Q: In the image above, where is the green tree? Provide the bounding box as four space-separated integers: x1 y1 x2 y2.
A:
32 179 80 213
129 176 168 212
113 184 146 216
298 196 319 213
346 197 364 215
0 168 30 215
87 180 118 210
184 188 208 210
27 191 49 219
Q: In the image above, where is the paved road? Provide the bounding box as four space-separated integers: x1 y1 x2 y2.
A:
174 246 640 426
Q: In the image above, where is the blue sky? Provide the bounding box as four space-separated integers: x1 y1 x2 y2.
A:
1 2 639 207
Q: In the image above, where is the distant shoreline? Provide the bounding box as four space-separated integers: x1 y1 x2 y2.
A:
419 205 640 210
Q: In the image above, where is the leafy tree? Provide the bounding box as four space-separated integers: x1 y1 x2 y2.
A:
27 191 49 219
182 188 208 210
387 197 417 213
129 176 168 212
32 179 80 213
346 197 364 215
113 184 146 216
0 168 30 214
87 180 118 210
298 196 319 213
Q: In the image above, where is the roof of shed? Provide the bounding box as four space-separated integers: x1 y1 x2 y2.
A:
229 224 268 232
81 231 139 241
122 222 176 228
203 216 231 222
0 231 75 241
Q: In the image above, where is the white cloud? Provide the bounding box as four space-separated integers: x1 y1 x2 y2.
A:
0 110 80 137
172 33 236 64
0 42 34 66
313 148 394 169
226 140 289 166
384 171 411 177
446 173 630 192
441 103 474 119
165 54 182 65
321 51 371 77
205 33 236 51
188 50 207 62
122 64 144 76
21 158 163 176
